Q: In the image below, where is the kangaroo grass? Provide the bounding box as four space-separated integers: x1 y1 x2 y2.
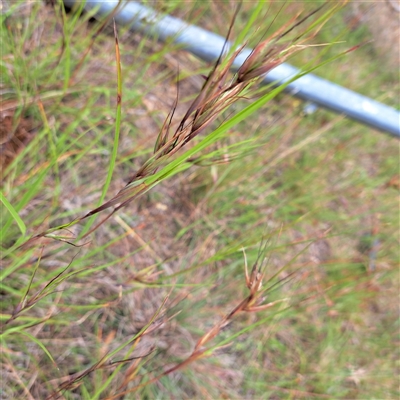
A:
104 239 293 399
19 1 351 249
4 1 393 399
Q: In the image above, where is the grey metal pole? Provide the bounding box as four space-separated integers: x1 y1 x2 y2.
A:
63 0 400 138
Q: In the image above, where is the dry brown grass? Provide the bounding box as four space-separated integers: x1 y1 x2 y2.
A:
2 2 398 399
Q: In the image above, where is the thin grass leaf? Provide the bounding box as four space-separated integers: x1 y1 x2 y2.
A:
79 19 123 238
15 330 57 366
0 190 26 235
82 292 171 400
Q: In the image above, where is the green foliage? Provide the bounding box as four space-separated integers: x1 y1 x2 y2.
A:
1 1 398 399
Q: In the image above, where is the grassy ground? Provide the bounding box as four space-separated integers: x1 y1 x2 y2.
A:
1 1 399 399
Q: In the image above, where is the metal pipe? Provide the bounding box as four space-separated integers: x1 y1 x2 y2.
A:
63 0 400 137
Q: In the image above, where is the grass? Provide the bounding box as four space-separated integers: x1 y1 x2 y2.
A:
1 1 399 399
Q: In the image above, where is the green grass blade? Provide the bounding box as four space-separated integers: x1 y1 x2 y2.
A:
0 190 26 236
16 330 57 366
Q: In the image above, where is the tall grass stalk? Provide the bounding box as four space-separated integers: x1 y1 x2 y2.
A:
1 1 397 398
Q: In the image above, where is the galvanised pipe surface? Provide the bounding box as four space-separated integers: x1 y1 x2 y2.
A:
63 0 400 138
